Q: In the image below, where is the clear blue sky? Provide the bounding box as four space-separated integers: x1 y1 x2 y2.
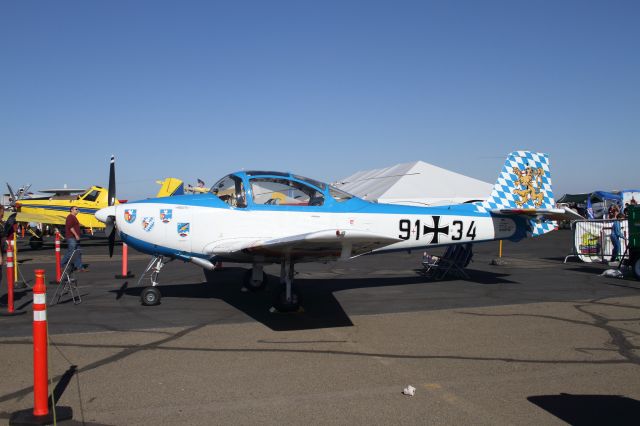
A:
2 0 638 201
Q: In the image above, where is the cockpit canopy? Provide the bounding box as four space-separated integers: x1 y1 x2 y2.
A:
210 171 354 208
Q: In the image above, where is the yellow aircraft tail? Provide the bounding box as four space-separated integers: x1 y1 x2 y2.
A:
155 178 185 197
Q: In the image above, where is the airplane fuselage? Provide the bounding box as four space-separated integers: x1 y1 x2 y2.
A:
106 194 522 264
14 185 118 229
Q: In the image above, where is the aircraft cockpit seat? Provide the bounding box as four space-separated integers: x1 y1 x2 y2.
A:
308 196 324 206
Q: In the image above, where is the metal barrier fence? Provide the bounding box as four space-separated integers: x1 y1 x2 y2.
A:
564 219 629 263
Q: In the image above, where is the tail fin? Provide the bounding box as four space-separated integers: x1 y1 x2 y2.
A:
478 151 556 236
155 178 185 197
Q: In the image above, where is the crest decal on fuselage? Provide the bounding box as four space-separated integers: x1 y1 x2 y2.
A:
177 222 190 238
142 217 155 232
124 209 137 224
160 208 172 223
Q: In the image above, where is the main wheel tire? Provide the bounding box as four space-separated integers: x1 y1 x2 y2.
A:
141 287 161 306
274 289 301 312
243 269 268 292
29 236 44 250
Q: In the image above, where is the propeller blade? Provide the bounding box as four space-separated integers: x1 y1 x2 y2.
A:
108 155 116 206
103 214 118 257
107 216 116 258
6 183 16 205
108 228 116 258
104 216 115 237
22 184 32 199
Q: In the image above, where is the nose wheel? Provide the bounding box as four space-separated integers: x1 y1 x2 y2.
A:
141 286 161 306
138 255 168 306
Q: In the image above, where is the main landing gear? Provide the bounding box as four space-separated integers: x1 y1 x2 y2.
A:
29 228 44 249
137 255 301 312
244 259 301 312
138 256 171 306
273 259 301 312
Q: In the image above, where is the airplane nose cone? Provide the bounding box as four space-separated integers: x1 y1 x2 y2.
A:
96 205 117 223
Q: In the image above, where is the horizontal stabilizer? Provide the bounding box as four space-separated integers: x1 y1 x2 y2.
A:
492 207 583 221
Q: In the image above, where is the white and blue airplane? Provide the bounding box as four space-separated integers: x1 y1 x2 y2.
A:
96 151 581 311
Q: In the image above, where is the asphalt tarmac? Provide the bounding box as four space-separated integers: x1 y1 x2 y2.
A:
1 230 639 425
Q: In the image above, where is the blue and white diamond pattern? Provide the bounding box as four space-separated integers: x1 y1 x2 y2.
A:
475 151 557 236
476 151 554 211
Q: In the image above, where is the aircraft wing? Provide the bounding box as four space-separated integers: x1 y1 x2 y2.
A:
492 207 584 221
39 188 85 195
208 229 401 262
2 211 67 226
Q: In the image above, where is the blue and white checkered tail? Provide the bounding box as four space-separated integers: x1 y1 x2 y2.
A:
475 151 557 237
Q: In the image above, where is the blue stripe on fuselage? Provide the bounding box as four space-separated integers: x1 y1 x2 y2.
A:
129 194 488 217
120 232 208 260
132 193 227 208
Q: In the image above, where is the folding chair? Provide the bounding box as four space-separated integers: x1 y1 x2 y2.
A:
50 249 82 305
449 244 473 279
422 246 453 279
422 244 473 280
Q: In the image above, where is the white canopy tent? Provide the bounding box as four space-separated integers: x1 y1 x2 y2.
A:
334 161 492 206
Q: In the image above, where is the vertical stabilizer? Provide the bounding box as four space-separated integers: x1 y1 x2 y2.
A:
156 178 185 197
477 151 556 236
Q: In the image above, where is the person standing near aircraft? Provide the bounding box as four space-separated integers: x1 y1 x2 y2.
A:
61 206 87 272
610 213 627 263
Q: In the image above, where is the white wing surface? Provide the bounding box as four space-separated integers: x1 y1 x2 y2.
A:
207 229 401 262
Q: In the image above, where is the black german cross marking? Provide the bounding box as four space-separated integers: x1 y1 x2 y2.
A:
423 216 449 244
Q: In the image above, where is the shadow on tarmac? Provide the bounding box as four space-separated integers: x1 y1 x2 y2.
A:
528 393 640 425
0 288 32 309
107 266 517 331
50 365 77 409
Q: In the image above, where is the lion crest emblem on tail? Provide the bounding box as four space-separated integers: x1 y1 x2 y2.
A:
512 165 544 207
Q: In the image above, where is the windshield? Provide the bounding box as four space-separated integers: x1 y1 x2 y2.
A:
250 177 324 206
82 189 100 202
292 174 327 191
210 175 246 207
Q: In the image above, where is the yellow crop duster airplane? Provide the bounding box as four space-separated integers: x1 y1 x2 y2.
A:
2 158 185 246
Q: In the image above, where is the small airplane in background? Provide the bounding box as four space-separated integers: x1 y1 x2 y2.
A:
187 178 210 194
96 151 582 312
155 177 209 195
2 162 186 248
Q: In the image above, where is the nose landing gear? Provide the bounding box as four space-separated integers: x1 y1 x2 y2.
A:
138 256 170 306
